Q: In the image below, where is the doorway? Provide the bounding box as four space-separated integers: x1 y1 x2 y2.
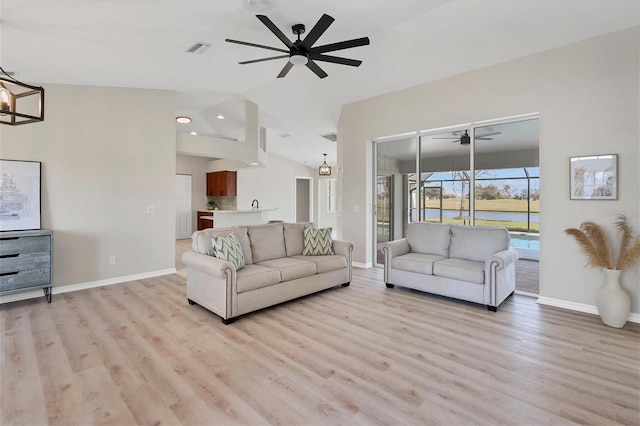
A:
295 177 312 223
175 174 192 239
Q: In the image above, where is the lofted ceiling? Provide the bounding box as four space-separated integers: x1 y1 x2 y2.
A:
1 0 638 168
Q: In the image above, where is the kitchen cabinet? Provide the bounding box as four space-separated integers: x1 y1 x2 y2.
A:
206 171 237 197
197 211 214 231
0 229 53 302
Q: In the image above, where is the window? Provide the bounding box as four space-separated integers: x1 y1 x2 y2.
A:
327 179 337 213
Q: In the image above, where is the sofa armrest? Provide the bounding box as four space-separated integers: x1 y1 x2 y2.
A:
332 239 354 283
181 250 235 279
382 238 410 260
485 247 520 271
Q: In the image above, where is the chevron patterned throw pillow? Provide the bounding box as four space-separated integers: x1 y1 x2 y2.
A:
303 227 334 256
212 233 245 270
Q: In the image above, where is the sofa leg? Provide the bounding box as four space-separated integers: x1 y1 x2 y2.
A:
385 283 394 288
187 299 195 305
341 282 350 287
487 305 497 312
222 317 235 325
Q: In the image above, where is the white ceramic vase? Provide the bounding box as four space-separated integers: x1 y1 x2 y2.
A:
596 268 630 328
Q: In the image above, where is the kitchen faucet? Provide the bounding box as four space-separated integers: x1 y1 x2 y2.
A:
251 199 259 210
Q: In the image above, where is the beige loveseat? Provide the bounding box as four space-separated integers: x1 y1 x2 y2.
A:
382 222 519 311
182 222 353 324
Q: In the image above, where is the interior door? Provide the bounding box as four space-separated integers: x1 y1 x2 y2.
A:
175 174 192 239
295 178 311 223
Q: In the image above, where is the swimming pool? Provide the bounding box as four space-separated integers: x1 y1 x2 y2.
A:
510 233 539 260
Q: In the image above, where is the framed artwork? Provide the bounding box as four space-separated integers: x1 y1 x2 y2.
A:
0 159 42 231
570 154 617 200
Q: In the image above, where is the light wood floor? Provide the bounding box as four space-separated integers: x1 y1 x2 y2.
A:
2 248 639 425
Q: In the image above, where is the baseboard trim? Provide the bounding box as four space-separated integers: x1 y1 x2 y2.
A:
353 261 373 268
0 268 177 304
537 296 640 324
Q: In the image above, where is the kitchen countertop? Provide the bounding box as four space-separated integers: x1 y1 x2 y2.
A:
205 208 278 215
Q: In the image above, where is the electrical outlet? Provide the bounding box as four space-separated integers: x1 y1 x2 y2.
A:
109 256 117 265
146 205 156 214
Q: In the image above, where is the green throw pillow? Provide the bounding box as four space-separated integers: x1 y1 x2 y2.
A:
212 233 245 270
303 227 334 256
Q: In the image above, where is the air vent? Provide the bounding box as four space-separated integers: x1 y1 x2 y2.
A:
321 133 337 142
279 133 290 138
186 42 211 54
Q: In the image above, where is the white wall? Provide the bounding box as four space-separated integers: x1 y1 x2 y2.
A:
176 154 211 232
236 152 316 223
1 84 176 291
338 28 640 313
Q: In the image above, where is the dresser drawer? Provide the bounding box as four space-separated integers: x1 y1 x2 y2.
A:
0 251 51 274
0 268 51 292
0 235 51 256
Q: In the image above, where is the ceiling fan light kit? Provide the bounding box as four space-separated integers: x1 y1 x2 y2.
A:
226 13 370 79
0 66 44 126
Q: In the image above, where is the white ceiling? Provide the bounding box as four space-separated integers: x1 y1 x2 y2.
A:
1 0 638 168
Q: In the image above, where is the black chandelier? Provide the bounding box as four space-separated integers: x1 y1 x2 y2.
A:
0 66 45 126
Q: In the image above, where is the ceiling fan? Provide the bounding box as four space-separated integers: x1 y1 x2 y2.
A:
225 14 370 79
433 130 502 145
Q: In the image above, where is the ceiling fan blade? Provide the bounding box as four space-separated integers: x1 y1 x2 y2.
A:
476 131 501 138
476 137 494 141
309 54 362 67
256 15 294 49
277 62 294 78
225 39 289 54
310 37 370 54
239 55 289 65
306 60 328 79
301 14 335 49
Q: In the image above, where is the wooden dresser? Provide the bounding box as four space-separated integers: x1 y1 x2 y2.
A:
0 229 53 302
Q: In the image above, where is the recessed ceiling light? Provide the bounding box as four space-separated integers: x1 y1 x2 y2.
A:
243 0 275 12
176 116 191 124
216 114 224 120
190 131 198 135
251 162 259 166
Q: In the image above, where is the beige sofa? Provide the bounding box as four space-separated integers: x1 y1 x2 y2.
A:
382 222 519 311
182 222 353 324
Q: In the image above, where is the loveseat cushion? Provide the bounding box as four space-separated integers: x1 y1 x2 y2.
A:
433 258 485 284
406 222 452 256
236 264 281 293
391 252 447 275
248 223 286 263
292 254 347 274
256 257 317 282
283 222 310 257
449 225 510 262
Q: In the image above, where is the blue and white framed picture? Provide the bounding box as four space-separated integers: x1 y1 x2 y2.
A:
0 159 42 231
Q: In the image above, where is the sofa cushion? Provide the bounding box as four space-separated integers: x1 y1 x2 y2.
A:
212 233 245 270
303 227 334 255
236 264 282 293
292 254 347 274
248 223 286 263
231 226 253 265
391 252 447 275
433 258 485 284
406 222 452 256
257 257 317 282
283 222 310 257
449 225 510 262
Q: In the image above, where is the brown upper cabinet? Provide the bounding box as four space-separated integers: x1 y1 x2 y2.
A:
207 171 237 197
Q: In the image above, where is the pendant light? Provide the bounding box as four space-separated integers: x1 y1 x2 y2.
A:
319 154 331 176
0 66 45 125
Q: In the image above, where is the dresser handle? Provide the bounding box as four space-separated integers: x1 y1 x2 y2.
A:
0 272 19 277
0 254 19 259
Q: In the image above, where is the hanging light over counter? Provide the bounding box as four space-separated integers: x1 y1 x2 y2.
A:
0 66 45 126
319 153 331 176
